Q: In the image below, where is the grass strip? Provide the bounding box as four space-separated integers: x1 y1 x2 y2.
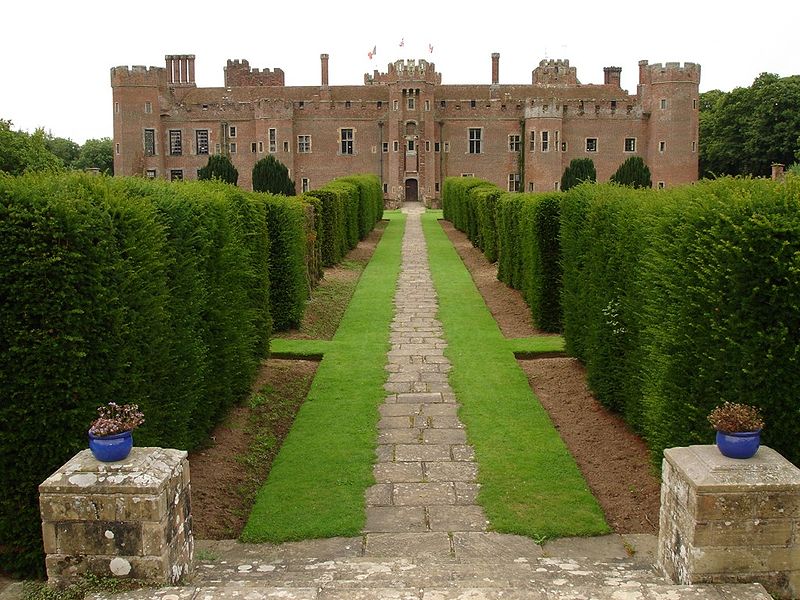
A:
423 213 609 539
506 336 565 355
241 212 405 542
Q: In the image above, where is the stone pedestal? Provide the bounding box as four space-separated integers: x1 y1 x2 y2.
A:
39 447 193 586
658 445 800 599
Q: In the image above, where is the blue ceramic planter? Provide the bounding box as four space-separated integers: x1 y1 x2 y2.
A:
88 430 133 462
716 429 761 459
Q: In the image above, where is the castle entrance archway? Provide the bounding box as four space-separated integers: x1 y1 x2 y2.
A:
404 178 419 202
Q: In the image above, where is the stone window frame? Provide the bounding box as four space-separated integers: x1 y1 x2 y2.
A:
468 127 482 154
339 128 354 155
144 128 156 156
461 172 475 177
541 131 549 152
507 173 520 192
585 137 598 153
393 140 399 152
297 135 311 154
529 130 536 152
301 177 310 193
229 142 237 154
168 130 183 156
145 169 157 179
228 125 237 138
508 134 521 153
382 142 388 153
624 137 636 153
196 129 210 155
144 101 152 114
659 140 666 153
660 98 667 110
169 169 183 181
407 97 415 110
269 128 277 153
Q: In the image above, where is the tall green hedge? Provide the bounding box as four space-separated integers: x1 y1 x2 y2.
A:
637 178 800 465
261 195 308 330
305 175 382 267
339 174 384 240
0 174 273 576
444 175 800 468
444 178 563 333
560 178 800 466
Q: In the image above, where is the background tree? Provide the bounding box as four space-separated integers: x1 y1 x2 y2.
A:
700 74 800 177
610 156 652 188
0 121 63 175
45 135 80 167
560 158 596 191
198 154 238 185
73 138 114 174
252 155 295 195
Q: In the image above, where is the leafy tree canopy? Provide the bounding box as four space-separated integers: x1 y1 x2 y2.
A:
73 138 114 175
700 73 800 178
0 120 63 175
252 155 295 195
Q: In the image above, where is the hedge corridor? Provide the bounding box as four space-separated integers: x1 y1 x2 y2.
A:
443 175 800 471
0 171 382 576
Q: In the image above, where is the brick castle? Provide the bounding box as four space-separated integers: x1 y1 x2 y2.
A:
111 53 700 205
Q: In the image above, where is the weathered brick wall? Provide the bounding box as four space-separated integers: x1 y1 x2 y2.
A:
112 53 700 200
39 448 193 586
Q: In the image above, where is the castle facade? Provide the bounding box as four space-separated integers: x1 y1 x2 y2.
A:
111 53 700 205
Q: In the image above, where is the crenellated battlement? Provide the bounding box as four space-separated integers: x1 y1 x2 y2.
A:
224 59 285 87
365 59 441 85
110 65 167 87
638 60 701 85
533 59 579 86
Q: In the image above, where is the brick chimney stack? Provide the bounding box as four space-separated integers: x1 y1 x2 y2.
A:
321 53 329 87
604 66 622 87
491 53 500 85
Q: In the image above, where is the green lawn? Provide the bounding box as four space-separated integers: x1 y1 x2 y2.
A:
422 212 609 538
241 212 405 542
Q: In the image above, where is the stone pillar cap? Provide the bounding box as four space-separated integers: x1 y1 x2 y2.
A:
39 447 187 495
664 445 800 492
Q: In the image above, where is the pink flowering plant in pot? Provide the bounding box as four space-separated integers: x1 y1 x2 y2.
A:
88 403 145 462
707 401 764 459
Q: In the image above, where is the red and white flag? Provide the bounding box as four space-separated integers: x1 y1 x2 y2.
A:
399 38 405 47
428 43 434 54
367 45 376 60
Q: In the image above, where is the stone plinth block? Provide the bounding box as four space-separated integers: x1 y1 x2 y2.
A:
658 445 800 599
39 447 193 586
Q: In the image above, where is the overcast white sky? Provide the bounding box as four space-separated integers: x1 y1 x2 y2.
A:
2 0 797 144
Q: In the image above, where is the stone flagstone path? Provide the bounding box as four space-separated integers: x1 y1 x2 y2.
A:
363 203 488 538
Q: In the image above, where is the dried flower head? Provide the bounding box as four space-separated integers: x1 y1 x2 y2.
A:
89 402 145 437
708 402 764 433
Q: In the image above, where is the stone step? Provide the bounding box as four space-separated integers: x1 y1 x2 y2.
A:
86 534 770 600
99 581 770 600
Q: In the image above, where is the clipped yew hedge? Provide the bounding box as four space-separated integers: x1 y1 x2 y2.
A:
444 175 800 468
496 192 563 333
0 174 274 576
261 195 309 330
444 178 563 332
339 174 384 240
560 178 800 467
305 175 382 267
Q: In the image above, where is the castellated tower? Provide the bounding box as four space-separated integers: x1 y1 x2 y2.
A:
111 55 196 178
366 59 441 205
638 60 701 185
